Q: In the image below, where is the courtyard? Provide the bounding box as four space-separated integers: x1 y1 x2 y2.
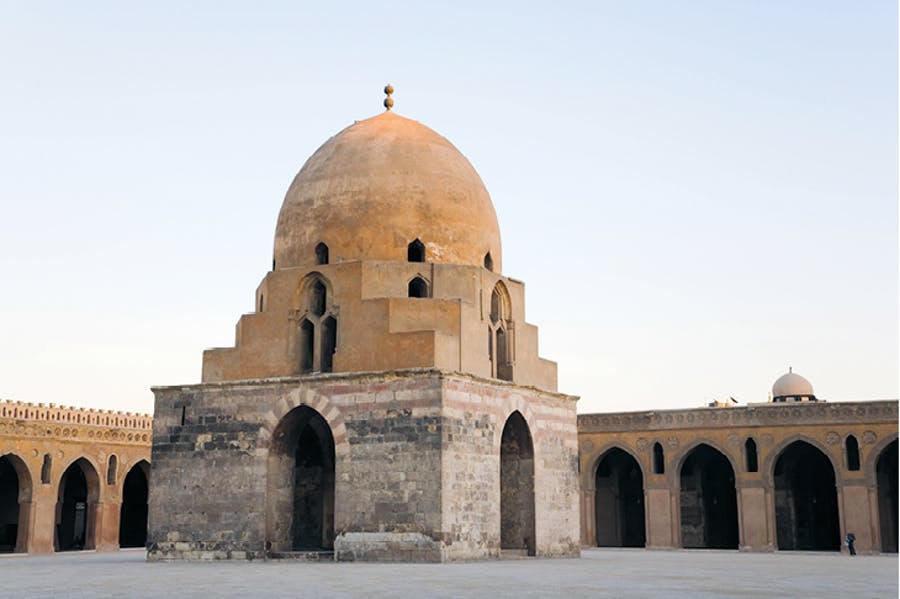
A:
3 548 897 599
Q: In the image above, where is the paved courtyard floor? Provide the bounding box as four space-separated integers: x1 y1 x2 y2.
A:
3 547 897 599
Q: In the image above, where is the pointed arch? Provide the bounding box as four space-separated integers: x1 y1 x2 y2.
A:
267 406 336 552
315 242 329 265
500 410 535 555
875 438 898 553
408 276 429 298
407 238 425 262
490 281 511 324
484 252 494 272
0 453 33 553
119 461 149 548
678 443 738 549
773 440 839 550
56 457 101 551
594 447 645 547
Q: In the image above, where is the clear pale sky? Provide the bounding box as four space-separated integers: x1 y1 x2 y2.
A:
0 2 896 415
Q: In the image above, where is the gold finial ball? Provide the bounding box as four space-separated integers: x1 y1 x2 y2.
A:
383 83 394 110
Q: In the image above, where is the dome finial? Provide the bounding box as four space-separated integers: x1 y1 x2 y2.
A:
383 84 394 111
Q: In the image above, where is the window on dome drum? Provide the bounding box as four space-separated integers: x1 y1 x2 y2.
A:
846 435 860 471
652 443 665 475
297 275 339 374
107 455 117 485
321 316 337 373
41 454 51 484
310 281 327 317
408 277 428 298
407 239 425 262
488 283 513 381
299 319 315 373
484 252 493 272
315 243 329 265
745 438 758 472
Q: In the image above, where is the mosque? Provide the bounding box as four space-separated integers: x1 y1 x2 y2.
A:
0 87 896 559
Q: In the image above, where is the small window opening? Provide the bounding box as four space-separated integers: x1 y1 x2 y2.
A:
41 453 52 484
180 406 186 426
315 242 329 265
407 239 425 262
484 252 493 272
745 438 758 472
258 294 265 312
272 258 276 271
652 443 665 474
490 288 501 324
107 455 118 485
321 316 337 373
408 277 428 298
846 435 860 471
310 280 327 317
300 319 315 373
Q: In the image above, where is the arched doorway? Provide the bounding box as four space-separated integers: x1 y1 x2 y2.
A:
876 439 898 553
0 454 31 553
595 448 645 547
119 461 150 548
500 411 535 555
773 441 839 550
267 406 335 552
679 444 739 549
56 458 100 551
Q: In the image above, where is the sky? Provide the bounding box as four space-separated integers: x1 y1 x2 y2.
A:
0 1 896 416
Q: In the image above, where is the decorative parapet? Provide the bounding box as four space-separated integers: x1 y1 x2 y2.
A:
577 400 899 434
0 399 153 445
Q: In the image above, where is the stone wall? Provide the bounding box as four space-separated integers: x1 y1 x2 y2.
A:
149 369 580 562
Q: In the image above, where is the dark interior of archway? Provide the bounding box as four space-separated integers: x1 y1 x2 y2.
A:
57 463 88 551
680 445 739 549
0 457 20 552
595 449 645 547
292 417 335 550
877 439 898 553
774 442 839 550
119 466 149 548
500 412 535 555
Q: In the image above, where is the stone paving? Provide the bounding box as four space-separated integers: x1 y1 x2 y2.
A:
3 548 897 599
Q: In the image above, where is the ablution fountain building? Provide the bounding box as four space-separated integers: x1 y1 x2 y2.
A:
147 87 581 561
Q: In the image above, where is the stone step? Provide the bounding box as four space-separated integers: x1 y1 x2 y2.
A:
267 550 335 562
500 549 530 559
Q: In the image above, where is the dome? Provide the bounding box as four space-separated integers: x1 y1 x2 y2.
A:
274 110 502 271
772 369 815 399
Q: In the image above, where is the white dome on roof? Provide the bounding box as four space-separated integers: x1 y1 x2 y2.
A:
772 369 815 400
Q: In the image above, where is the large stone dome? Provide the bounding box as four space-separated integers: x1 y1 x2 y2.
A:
274 110 502 271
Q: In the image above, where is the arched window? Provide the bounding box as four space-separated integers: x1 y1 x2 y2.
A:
484 252 494 272
745 438 758 472
297 275 338 375
310 281 326 317
299 319 315 373
488 282 513 381
407 239 425 262
41 454 52 484
845 435 860 471
408 277 428 298
652 443 665 474
107 455 117 485
321 316 337 373
315 242 329 265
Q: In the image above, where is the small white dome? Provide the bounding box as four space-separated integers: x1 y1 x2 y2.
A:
772 369 814 399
